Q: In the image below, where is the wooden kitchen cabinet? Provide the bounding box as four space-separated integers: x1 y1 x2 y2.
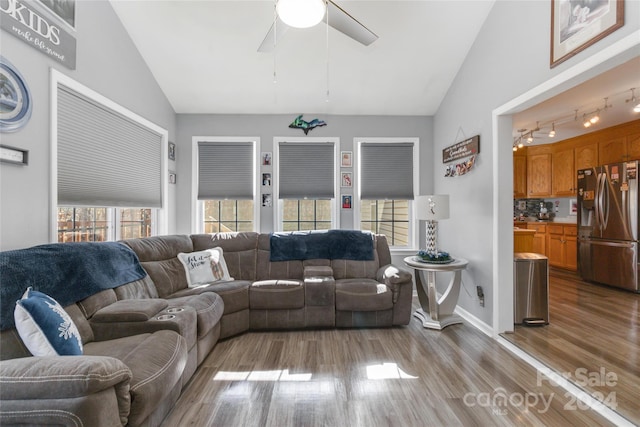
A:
527 153 552 197
546 224 577 271
526 223 547 256
627 132 640 160
513 152 527 198
599 137 627 164
552 146 575 196
575 142 598 171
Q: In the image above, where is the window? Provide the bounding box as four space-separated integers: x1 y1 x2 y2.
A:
57 207 153 242
194 138 257 233
52 71 167 242
203 200 254 233
282 200 332 231
276 139 338 231
360 200 409 246
357 139 418 248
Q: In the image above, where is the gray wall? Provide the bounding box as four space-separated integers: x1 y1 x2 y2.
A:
433 1 640 327
0 1 177 250
176 114 433 235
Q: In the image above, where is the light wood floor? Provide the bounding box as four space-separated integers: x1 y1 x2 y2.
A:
161 299 615 426
503 268 640 426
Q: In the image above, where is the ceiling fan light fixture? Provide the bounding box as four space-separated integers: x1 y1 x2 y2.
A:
277 0 326 29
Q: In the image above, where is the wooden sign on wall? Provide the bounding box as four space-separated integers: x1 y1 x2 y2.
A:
442 135 480 163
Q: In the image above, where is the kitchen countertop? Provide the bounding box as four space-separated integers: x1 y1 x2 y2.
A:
513 217 577 225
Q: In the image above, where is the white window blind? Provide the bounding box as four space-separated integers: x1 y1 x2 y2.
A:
197 141 254 200
57 84 162 207
279 142 334 199
360 142 414 199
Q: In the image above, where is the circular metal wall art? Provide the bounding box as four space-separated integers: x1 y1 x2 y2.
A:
0 57 33 132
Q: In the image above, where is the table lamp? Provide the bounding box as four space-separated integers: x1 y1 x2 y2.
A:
416 195 450 256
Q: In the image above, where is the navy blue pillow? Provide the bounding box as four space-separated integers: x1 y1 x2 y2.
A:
14 287 83 356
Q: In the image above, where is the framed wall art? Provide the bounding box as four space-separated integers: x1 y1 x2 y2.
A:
341 172 352 188
341 151 352 168
0 57 33 133
168 142 176 161
341 195 352 209
550 0 624 68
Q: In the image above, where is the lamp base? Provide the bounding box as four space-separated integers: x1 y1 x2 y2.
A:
426 220 438 256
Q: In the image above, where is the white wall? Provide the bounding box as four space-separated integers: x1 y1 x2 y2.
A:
433 1 640 330
0 1 177 250
175 114 433 235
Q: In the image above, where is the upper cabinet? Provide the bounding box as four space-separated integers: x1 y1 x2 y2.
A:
552 146 575 196
527 147 552 197
515 119 640 199
513 149 527 198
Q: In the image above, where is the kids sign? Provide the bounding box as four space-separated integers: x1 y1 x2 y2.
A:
442 135 480 163
1 0 77 69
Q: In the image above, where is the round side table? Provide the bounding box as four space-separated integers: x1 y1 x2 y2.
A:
403 256 469 330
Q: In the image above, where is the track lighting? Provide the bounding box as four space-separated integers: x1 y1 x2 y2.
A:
548 122 556 137
527 132 533 143
627 88 640 113
583 114 592 128
518 141 524 149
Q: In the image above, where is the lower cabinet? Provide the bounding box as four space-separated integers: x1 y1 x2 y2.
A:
526 223 547 256
547 224 577 271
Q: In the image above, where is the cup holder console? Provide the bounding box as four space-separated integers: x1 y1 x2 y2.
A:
156 314 176 321
167 307 185 314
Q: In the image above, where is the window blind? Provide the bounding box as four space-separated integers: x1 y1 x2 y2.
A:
57 84 163 207
360 142 414 199
197 141 254 200
279 142 334 199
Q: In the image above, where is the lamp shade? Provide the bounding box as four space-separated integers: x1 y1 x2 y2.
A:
277 0 326 29
416 195 450 221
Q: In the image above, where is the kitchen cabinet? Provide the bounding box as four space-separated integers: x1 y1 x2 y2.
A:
627 132 640 160
547 224 577 271
575 142 598 171
527 153 552 197
599 137 627 164
513 152 527 198
526 223 547 255
552 146 575 196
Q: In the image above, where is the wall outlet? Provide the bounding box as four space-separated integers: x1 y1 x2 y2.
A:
476 285 485 307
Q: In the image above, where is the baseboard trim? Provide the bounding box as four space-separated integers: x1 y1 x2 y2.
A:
454 304 493 337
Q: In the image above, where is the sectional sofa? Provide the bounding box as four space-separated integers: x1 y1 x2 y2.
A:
0 230 413 427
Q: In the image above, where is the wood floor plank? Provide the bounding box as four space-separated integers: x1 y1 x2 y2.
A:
161 294 616 427
503 268 640 425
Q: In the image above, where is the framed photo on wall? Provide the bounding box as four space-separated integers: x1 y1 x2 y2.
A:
341 151 352 168
550 0 624 68
341 195 352 209
261 152 272 166
341 172 352 188
168 142 176 161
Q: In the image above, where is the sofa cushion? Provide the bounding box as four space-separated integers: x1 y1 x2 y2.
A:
250 280 305 309
84 330 187 427
169 280 251 315
177 248 232 287
14 288 83 356
92 299 169 322
335 279 393 311
191 232 259 281
164 292 224 339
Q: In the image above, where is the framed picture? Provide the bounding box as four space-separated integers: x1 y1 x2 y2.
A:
262 172 272 186
550 0 623 68
262 193 272 207
341 172 352 188
341 195 352 209
168 142 176 161
39 0 76 29
569 198 577 215
341 151 352 168
169 171 177 184
261 152 272 166
0 57 33 133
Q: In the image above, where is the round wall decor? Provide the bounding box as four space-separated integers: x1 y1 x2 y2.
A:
0 57 33 132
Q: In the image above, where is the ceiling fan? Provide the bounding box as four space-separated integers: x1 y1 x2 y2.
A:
258 0 378 53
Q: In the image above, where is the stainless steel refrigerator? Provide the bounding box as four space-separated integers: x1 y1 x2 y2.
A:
577 161 639 292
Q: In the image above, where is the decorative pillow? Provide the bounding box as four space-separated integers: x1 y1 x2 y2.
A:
177 247 233 287
14 287 83 356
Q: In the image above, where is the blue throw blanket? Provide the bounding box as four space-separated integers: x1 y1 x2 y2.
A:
270 230 374 262
0 242 147 330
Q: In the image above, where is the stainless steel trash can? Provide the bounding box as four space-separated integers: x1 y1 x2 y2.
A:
514 253 549 326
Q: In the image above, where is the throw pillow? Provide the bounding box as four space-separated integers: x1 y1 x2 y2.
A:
177 247 233 287
14 287 83 356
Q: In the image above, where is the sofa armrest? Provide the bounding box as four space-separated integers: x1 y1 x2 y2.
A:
377 264 413 303
91 298 168 322
0 355 132 425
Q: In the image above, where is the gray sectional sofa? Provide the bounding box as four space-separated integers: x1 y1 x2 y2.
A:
0 231 413 427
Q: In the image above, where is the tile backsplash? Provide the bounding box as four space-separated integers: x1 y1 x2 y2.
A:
514 198 554 219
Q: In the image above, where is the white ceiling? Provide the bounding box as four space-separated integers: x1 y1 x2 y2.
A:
110 1 639 140
512 56 640 146
109 0 495 116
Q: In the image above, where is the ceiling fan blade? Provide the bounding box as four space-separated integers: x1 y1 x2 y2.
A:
325 0 378 46
257 17 290 53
